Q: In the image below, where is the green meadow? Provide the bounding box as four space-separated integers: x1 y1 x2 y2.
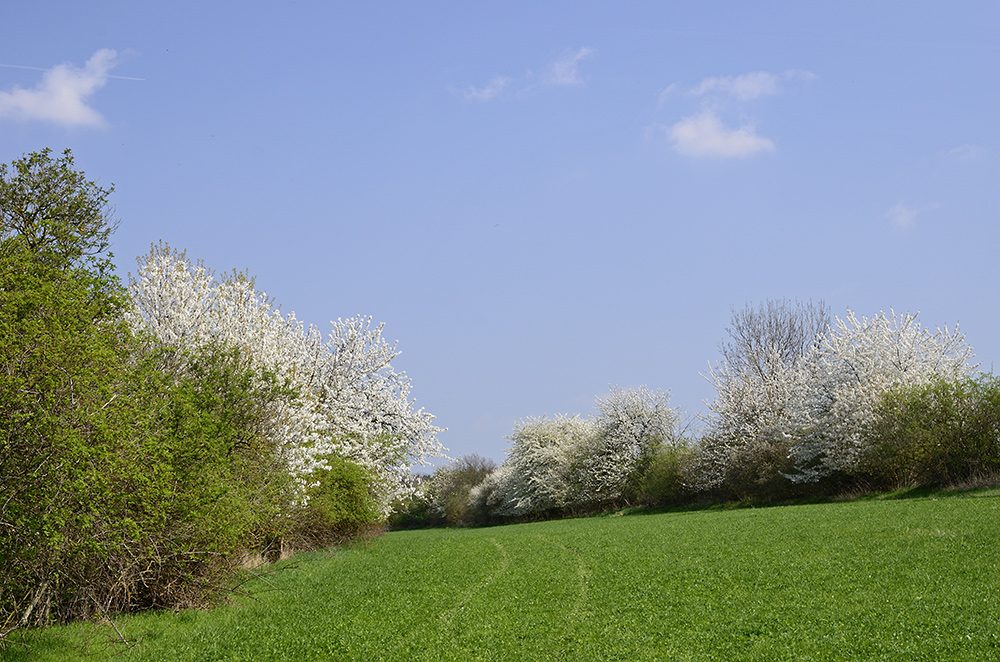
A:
10 491 1000 662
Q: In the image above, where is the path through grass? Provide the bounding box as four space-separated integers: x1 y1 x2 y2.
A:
9 492 1000 661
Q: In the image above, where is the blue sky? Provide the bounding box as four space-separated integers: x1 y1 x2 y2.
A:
3 2 998 466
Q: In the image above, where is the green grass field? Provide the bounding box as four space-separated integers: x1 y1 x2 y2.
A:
9 491 1000 661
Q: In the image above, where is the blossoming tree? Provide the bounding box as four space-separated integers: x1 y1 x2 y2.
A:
128 242 444 513
787 309 977 482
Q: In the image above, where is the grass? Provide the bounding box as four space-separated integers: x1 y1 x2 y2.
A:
7 488 1000 661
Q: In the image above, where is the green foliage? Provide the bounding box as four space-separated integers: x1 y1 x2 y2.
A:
719 432 800 501
387 482 435 529
427 454 498 526
634 442 695 506
0 237 134 628
864 375 1000 488
0 150 300 632
0 148 118 273
296 455 383 546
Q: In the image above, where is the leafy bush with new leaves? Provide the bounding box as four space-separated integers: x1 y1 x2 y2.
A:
863 375 1000 488
0 229 295 628
634 442 696 506
294 455 384 547
0 149 342 632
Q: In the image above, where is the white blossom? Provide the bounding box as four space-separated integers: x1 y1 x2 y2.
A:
127 243 445 514
787 309 976 481
479 387 678 517
697 347 796 490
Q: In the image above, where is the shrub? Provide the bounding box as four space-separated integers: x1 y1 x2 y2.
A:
863 375 1000 488
635 442 696 506
427 454 497 525
0 150 303 630
295 455 383 548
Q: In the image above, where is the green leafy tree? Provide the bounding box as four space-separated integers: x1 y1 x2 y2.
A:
0 148 118 273
0 150 299 632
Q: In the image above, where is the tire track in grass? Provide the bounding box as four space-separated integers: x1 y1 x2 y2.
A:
535 534 592 623
437 537 510 631
379 535 510 661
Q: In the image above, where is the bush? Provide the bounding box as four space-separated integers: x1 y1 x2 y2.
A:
0 237 296 626
863 375 1000 488
635 442 696 506
427 454 497 526
295 455 383 548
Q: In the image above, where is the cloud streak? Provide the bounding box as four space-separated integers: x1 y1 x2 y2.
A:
0 49 119 127
545 47 594 86
885 201 937 229
463 76 511 102
691 71 781 101
459 47 594 102
945 144 987 161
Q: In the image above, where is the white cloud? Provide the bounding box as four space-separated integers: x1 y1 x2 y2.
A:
0 49 118 127
666 110 775 159
656 83 678 108
681 69 815 102
945 144 987 161
545 47 594 86
463 76 511 102
885 201 937 229
691 71 781 101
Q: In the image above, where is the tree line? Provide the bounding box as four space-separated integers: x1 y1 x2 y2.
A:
397 299 997 527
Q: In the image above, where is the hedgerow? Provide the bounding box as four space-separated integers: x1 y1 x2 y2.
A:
1 149 439 636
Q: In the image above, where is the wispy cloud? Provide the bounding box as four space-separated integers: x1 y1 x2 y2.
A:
691 71 781 101
459 47 594 102
886 201 937 229
463 76 511 102
686 69 815 102
544 47 594 86
945 144 987 161
0 49 119 127
665 110 775 158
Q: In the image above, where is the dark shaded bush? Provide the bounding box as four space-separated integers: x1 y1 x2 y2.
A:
634 443 696 506
429 454 498 525
719 433 802 501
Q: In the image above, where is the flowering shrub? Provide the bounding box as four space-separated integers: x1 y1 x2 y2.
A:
787 310 976 482
128 243 445 513
472 388 679 519
697 300 828 495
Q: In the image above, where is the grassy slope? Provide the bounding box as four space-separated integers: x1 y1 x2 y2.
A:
9 491 1000 661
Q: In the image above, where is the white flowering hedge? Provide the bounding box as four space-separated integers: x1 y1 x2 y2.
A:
699 308 977 491
472 387 678 518
787 310 976 482
128 243 445 514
